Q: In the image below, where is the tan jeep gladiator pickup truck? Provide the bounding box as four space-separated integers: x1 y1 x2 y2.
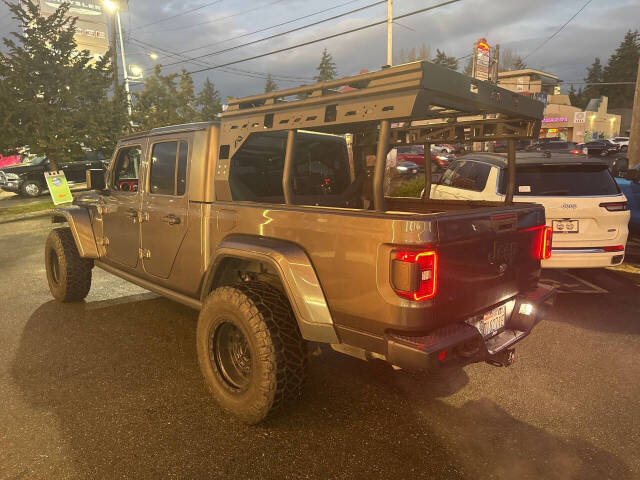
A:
45 61 555 423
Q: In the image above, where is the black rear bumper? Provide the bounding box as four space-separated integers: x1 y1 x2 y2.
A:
385 283 556 370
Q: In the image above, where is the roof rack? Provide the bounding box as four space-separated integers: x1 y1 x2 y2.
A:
216 61 545 210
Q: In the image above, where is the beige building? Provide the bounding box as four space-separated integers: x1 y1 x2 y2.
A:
38 0 109 62
497 69 621 143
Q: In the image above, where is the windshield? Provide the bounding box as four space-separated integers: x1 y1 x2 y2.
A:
499 164 621 196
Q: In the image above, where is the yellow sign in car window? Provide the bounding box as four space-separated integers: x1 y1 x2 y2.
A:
44 171 73 205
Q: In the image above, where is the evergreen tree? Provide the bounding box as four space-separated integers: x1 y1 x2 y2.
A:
177 69 197 122
463 56 473 76
583 57 604 103
132 65 182 130
568 85 587 109
602 30 639 109
432 49 459 70
499 48 526 72
196 78 222 121
314 48 337 82
0 0 127 169
264 73 278 92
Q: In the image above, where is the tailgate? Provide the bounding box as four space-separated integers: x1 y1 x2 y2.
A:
433 205 545 326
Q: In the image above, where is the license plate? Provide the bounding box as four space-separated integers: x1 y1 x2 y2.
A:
552 219 579 234
469 305 506 337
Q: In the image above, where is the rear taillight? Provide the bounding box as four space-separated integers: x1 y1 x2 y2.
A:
599 201 628 212
391 249 438 301
523 225 553 260
602 245 625 252
539 226 553 260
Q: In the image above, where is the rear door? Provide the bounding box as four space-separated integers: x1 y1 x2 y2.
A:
512 163 629 245
140 137 190 279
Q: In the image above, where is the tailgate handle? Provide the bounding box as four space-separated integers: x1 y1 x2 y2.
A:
491 214 517 233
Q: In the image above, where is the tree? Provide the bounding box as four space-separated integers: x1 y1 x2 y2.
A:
196 77 222 121
264 73 278 92
177 69 197 123
0 0 127 170
463 56 473 76
395 43 430 64
568 84 587 109
583 57 604 103
499 47 526 72
314 48 337 82
602 30 640 109
432 49 458 70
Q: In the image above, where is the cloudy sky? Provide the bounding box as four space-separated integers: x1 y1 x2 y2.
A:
1 0 638 100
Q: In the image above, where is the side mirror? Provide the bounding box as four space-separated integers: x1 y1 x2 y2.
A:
86 168 106 190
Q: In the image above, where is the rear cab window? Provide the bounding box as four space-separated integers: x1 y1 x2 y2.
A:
500 163 621 196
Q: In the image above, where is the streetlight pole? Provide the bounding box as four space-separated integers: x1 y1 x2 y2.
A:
387 0 393 66
115 8 132 117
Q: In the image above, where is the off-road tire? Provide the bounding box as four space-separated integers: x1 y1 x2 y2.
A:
45 227 93 302
197 281 307 424
21 180 43 197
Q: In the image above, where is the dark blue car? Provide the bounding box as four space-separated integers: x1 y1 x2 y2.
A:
616 164 640 237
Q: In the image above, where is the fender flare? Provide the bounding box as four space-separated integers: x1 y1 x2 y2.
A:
201 234 339 344
51 206 99 259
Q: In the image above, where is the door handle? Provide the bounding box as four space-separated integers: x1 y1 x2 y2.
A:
161 214 181 225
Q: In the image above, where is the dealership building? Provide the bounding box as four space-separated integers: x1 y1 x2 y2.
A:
37 0 109 62
497 69 621 143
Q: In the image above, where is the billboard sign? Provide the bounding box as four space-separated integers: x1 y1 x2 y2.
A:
474 38 491 82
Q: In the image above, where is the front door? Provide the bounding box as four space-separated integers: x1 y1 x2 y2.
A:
140 139 190 279
101 144 143 269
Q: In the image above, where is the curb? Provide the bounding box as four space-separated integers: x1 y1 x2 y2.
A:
0 209 53 225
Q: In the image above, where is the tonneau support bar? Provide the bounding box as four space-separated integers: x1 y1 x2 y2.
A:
374 120 391 211
283 129 297 205
506 139 516 204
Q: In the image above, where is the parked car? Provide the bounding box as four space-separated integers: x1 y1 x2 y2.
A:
585 139 619 156
430 153 630 268
612 136 629 152
395 145 453 172
571 144 588 155
616 164 640 237
395 160 422 178
0 153 106 197
536 141 578 153
0 151 22 168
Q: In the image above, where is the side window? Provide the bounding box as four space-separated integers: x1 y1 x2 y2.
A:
149 140 189 196
439 162 457 186
112 146 142 192
228 132 353 202
450 160 491 192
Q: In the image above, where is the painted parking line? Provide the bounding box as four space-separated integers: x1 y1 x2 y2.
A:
540 270 609 294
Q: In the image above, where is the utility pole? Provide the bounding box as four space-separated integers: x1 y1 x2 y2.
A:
628 58 640 169
387 0 392 66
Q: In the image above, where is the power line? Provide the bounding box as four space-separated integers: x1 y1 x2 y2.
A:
186 0 463 76
141 0 286 35
148 0 387 71
128 37 313 83
523 0 593 61
135 0 226 31
177 0 366 56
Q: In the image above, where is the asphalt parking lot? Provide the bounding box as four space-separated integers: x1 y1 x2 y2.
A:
1 217 639 479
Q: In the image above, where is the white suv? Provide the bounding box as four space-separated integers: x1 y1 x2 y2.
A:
612 137 629 152
430 153 630 268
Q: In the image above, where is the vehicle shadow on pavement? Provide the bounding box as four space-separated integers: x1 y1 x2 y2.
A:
11 297 631 480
